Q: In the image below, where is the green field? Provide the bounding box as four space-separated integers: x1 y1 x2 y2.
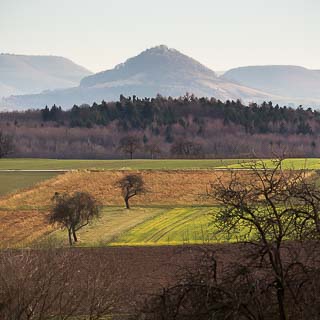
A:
0 158 320 171
0 158 242 170
0 172 59 196
225 158 320 170
36 206 247 247
36 207 168 247
0 157 318 199
111 207 217 246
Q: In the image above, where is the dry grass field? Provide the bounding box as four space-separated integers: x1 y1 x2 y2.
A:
0 209 53 248
0 169 249 248
1 167 308 248
0 170 252 209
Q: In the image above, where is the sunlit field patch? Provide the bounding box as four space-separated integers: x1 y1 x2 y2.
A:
224 158 320 170
35 206 250 248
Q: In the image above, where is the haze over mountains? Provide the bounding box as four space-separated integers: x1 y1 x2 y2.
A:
1 46 320 110
223 66 320 102
0 54 92 99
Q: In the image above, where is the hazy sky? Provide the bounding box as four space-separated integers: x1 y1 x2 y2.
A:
1 0 319 73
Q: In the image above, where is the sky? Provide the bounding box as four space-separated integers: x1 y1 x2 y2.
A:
0 0 319 73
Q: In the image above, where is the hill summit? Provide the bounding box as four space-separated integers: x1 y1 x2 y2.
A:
80 45 217 88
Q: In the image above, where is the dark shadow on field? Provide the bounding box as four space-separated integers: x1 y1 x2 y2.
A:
0 245 234 317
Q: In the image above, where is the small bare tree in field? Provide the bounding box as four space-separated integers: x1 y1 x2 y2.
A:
208 158 320 320
145 142 162 159
0 131 14 158
117 174 145 209
118 136 141 159
49 192 101 246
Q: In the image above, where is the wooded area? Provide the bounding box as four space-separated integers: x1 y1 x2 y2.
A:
1 95 320 158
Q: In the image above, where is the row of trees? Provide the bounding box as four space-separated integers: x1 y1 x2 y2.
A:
118 135 203 159
3 123 320 158
39 96 318 136
0 125 317 160
2 94 320 158
0 129 204 160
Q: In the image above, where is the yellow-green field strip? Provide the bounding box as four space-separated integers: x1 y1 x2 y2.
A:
37 207 249 248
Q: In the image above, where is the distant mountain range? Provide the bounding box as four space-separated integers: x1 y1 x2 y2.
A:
222 65 320 102
1 46 320 110
0 54 92 99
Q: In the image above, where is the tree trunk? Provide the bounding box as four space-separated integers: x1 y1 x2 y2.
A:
125 196 130 209
72 228 78 242
276 280 286 320
68 229 73 246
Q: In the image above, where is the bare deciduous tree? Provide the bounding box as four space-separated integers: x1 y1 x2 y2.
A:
170 139 203 158
208 158 320 320
117 174 145 209
49 192 101 246
137 244 320 320
0 131 14 158
145 142 162 159
118 136 141 159
0 250 117 320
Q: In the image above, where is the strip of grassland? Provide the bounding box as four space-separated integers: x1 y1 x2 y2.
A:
33 207 168 248
224 158 320 170
1 158 320 171
0 171 59 196
34 206 250 248
0 158 243 170
110 207 246 246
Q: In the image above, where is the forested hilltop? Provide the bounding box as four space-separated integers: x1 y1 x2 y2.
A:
1 94 320 159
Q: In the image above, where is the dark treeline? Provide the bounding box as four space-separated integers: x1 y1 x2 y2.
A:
1 94 320 158
41 94 316 135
